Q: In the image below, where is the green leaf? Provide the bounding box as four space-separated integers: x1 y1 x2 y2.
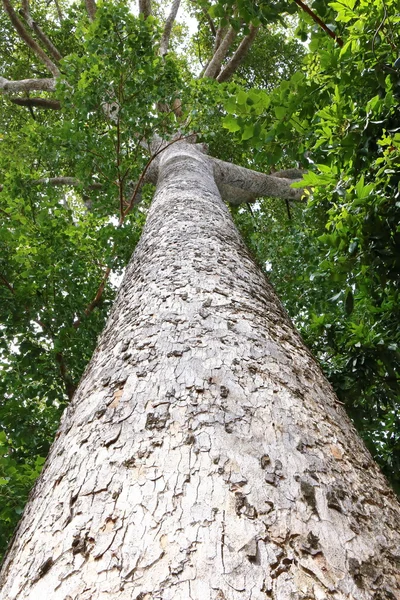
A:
222 115 241 133
345 289 354 315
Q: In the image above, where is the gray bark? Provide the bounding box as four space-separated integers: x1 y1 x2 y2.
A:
20 0 63 61
1 142 400 599
217 25 259 83
160 0 181 57
0 76 56 93
203 26 237 79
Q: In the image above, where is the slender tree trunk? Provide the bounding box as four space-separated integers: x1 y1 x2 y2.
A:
1 143 400 599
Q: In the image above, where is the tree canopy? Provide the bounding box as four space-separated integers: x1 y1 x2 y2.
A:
0 0 399 559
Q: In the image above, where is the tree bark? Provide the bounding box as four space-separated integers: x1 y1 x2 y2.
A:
1 142 400 599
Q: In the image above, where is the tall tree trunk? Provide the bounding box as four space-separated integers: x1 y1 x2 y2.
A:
1 143 400 599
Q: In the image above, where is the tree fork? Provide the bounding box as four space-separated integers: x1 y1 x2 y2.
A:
0 142 399 599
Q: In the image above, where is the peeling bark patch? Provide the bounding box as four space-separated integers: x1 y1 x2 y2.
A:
145 411 169 430
220 385 229 398
234 492 257 519
34 557 54 582
71 533 93 558
300 480 318 514
327 487 346 512
260 454 271 469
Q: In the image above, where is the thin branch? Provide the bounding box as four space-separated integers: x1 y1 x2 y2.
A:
73 267 111 330
203 7 216 37
0 177 102 190
20 0 63 62
138 0 152 18
0 76 56 92
2 0 60 76
160 0 181 56
33 177 102 189
0 273 15 295
53 0 63 23
293 0 343 47
217 24 259 82
213 26 225 53
10 97 61 109
203 26 237 79
84 0 96 22
55 352 76 400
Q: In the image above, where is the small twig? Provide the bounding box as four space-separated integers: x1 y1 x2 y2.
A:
0 273 15 294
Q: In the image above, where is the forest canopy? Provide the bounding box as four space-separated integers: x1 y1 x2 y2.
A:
0 0 399 559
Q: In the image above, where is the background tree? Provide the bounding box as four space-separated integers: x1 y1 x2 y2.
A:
0 0 399 574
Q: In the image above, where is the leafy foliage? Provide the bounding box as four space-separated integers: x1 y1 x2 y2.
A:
226 0 400 490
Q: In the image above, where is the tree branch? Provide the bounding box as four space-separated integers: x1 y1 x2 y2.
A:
293 0 343 47
53 0 63 23
84 0 96 22
0 177 102 191
211 157 304 203
160 0 181 56
10 97 61 109
20 0 63 62
138 0 152 18
73 267 111 330
203 8 216 37
203 26 237 79
0 76 56 92
2 0 60 76
213 26 225 53
217 24 259 82
273 168 306 179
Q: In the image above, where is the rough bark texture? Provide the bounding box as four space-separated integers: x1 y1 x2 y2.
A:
217 25 259 83
1 143 400 599
203 26 237 79
0 76 56 92
160 0 181 57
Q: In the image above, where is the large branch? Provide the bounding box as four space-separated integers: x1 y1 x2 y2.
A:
160 0 181 56
138 0 152 18
2 0 60 76
84 0 96 22
217 24 259 82
10 97 61 109
203 26 237 79
0 178 102 193
211 157 303 203
0 76 56 92
20 0 62 62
